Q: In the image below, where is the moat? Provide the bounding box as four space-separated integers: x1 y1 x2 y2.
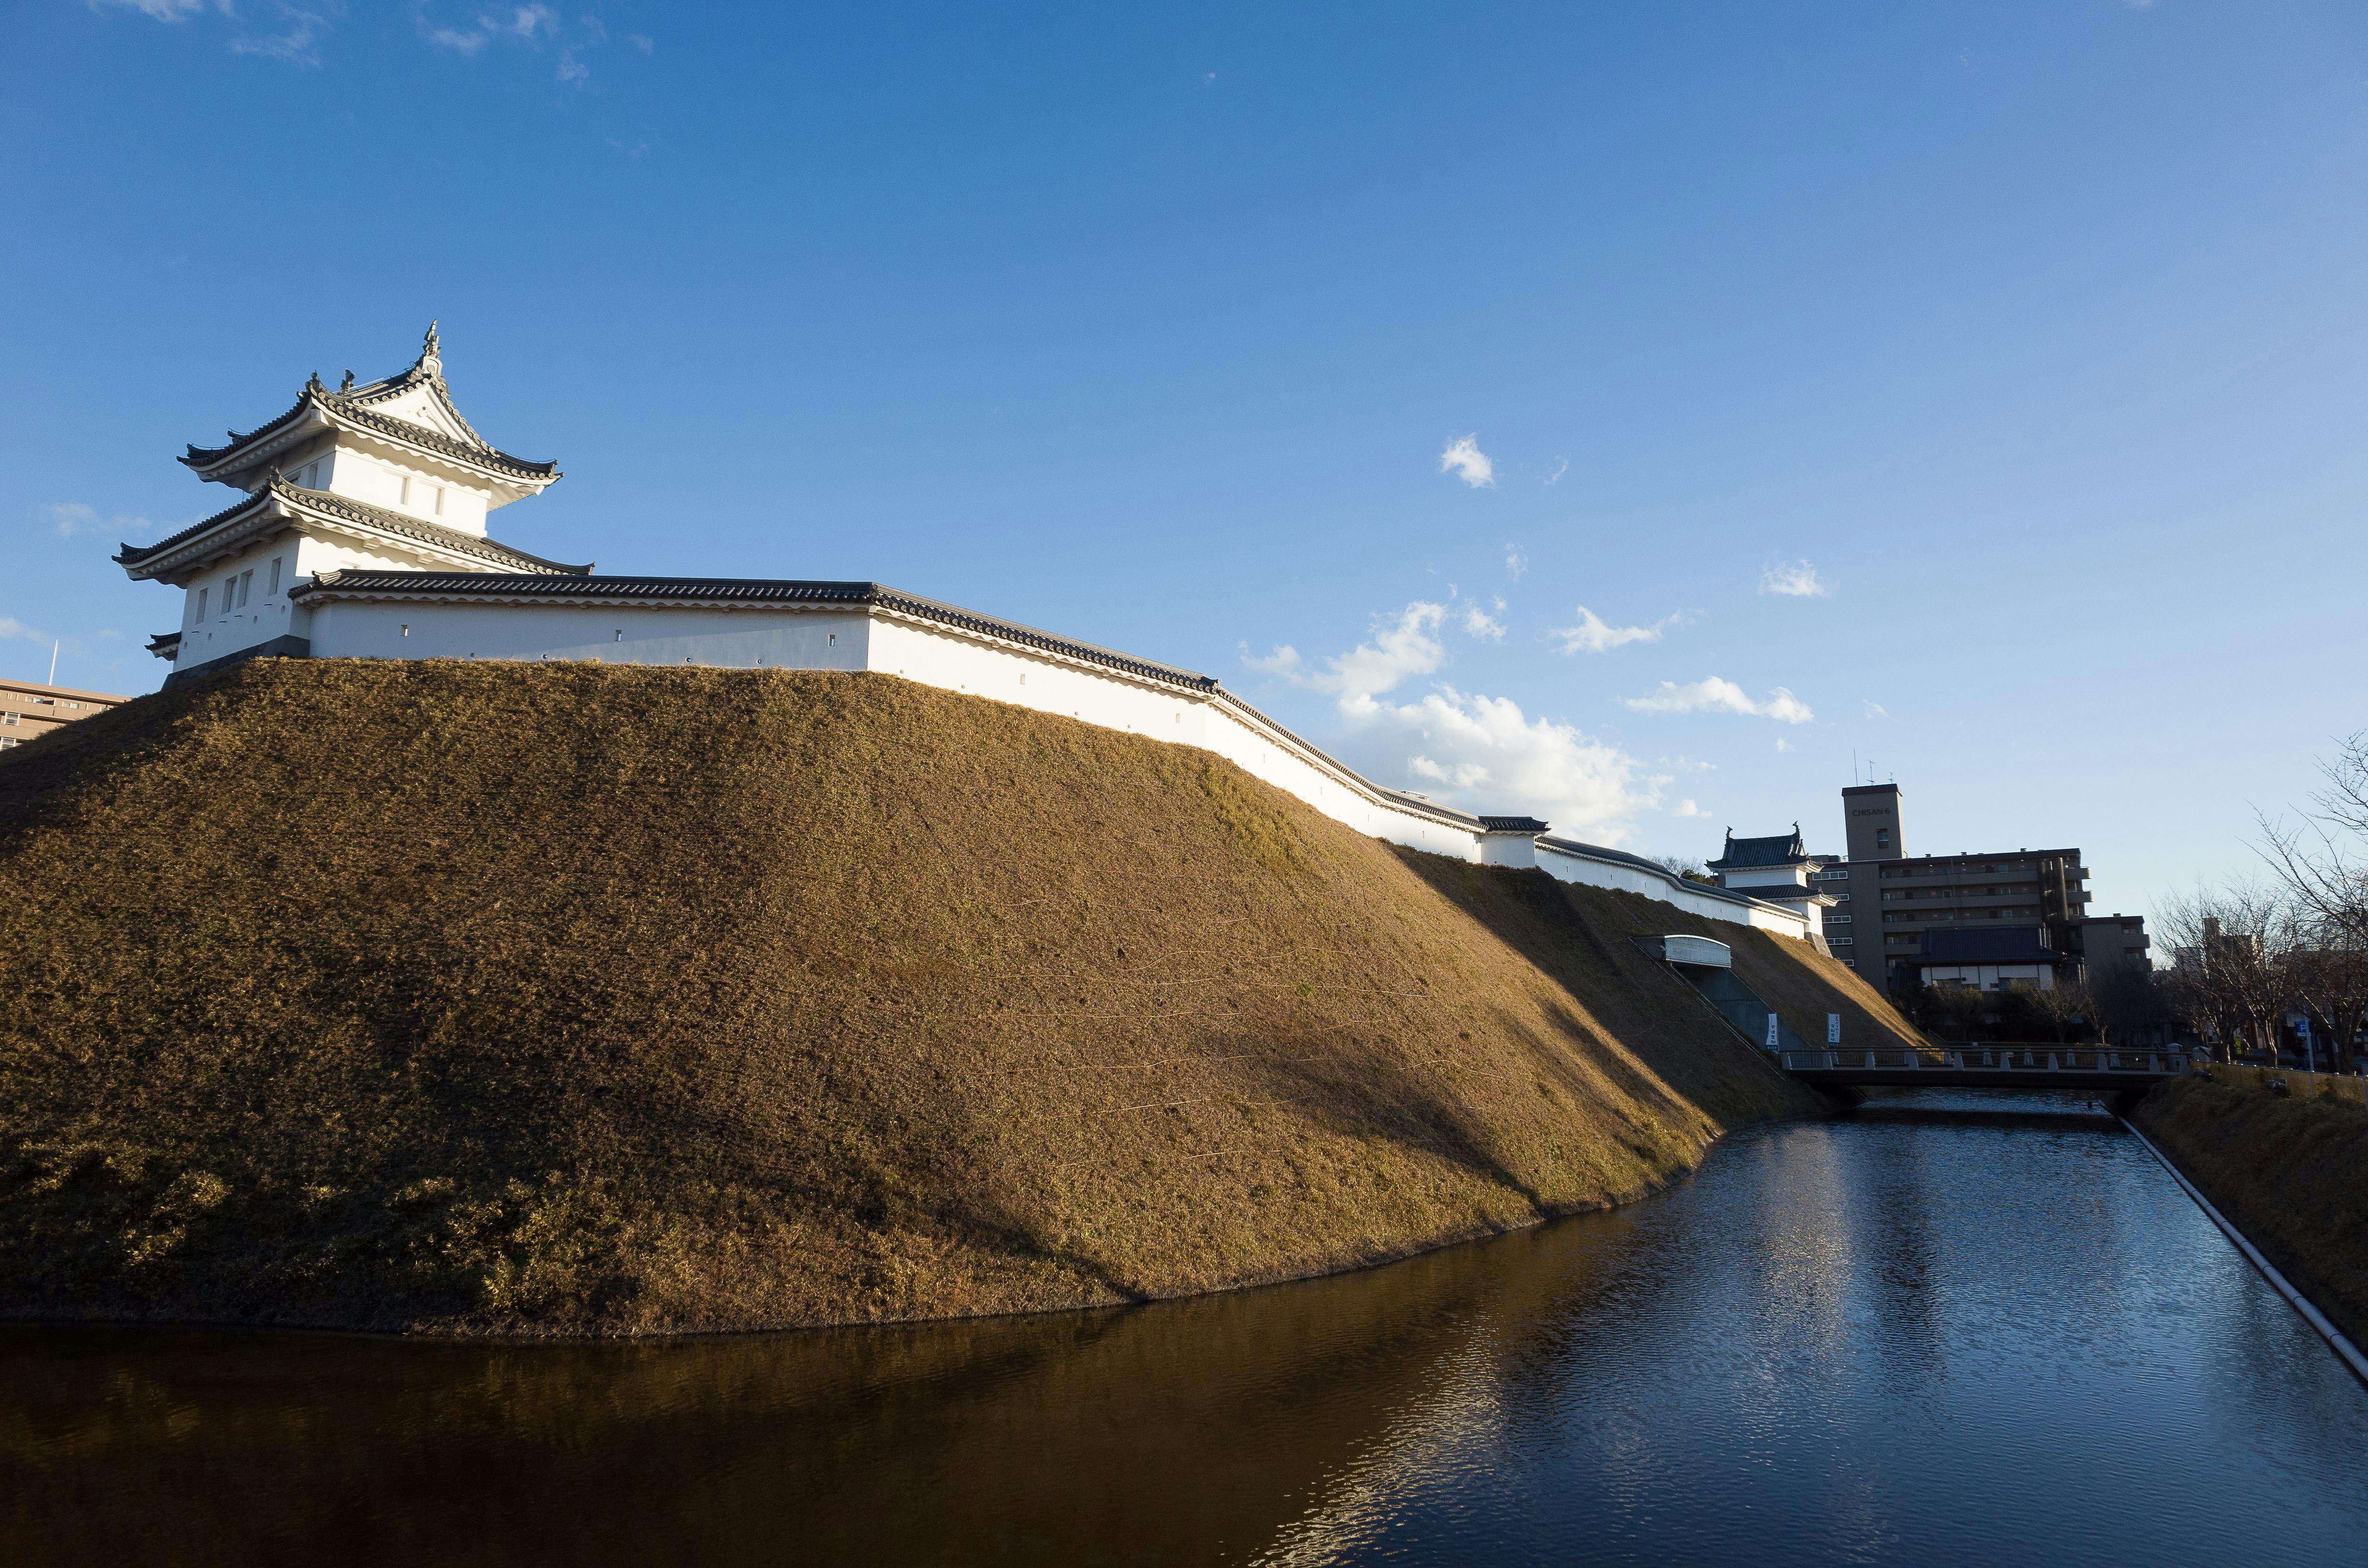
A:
8 1090 2365 1566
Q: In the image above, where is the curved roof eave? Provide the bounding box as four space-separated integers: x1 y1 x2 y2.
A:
116 480 589 578
180 383 558 485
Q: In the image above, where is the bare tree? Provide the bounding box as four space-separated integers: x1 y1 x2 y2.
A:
2085 955 2175 1047
2258 732 2368 943
2281 920 2368 1075
1651 855 1716 886
2026 978 2091 1045
2156 883 2291 1062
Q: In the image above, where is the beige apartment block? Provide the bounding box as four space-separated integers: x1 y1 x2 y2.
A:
0 677 131 750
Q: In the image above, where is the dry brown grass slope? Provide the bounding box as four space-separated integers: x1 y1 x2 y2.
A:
2133 1074 2368 1346
0 660 1846 1335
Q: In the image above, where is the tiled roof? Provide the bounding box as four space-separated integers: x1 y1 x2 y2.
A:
1479 815 1550 833
181 344 556 481
1706 826 1808 869
284 573 1223 692
1914 926 2059 964
181 387 559 481
182 389 311 467
146 632 182 661
335 399 557 479
115 479 590 576
119 486 287 564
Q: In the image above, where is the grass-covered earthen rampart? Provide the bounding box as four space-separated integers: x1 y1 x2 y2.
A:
2132 1070 2368 1346
0 660 1890 1336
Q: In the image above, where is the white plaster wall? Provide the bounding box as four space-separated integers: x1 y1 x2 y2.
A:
1722 866 1809 890
306 601 872 672
1537 841 1807 937
173 534 307 669
1478 835 1539 869
320 446 492 536
1195 696 1485 862
865 614 1492 862
867 614 1204 749
168 510 516 674
265 594 1815 935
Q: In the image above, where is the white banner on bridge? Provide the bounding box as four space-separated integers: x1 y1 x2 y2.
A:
1828 1013 1841 1045
1766 1015 1780 1049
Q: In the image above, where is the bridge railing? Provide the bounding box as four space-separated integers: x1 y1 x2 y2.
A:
1778 1045 2194 1076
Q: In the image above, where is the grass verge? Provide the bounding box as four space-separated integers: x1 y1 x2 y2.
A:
2131 1072 2368 1347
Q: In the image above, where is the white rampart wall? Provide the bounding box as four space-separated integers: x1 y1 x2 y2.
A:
283 596 1810 937
869 613 1497 862
1536 841 1805 934
306 599 872 674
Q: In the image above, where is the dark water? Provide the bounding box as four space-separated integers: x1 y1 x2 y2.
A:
7 1091 2366 1566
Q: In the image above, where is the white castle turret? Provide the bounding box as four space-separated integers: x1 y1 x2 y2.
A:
112 330 1823 941
120 324 586 682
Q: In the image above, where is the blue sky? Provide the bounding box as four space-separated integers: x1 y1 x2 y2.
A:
7 2 2365 923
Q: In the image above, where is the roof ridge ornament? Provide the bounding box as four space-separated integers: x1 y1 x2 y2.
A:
417 319 442 380
340 370 355 393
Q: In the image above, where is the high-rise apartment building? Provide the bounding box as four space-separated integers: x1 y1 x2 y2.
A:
1820 783 2145 994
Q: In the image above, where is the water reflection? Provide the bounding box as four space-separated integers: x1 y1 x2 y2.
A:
5 1092 2364 1566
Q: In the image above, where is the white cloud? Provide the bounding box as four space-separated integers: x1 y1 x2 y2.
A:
627 32 653 52
1246 599 1660 841
1460 599 1506 641
1543 457 1569 487
0 617 52 646
426 5 555 55
421 3 610 78
48 502 156 541
1671 798 1707 818
1437 434 1494 489
227 5 337 65
1381 686 1656 840
48 502 100 539
1759 558 1832 598
1621 677 1813 724
1660 755 1715 773
1775 738 1793 753
1549 605 1686 655
1862 699 1888 719
87 0 224 19
1504 544 1527 581
1243 601 1445 707
90 0 335 63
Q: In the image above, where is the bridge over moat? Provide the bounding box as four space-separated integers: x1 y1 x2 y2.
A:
1777 1045 2194 1092
1631 931 2195 1093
